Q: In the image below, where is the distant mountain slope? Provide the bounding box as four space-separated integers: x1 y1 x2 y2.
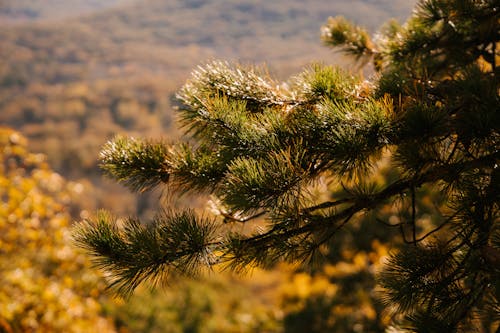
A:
0 0 414 29
77 0 415 66
0 0 133 23
0 0 416 86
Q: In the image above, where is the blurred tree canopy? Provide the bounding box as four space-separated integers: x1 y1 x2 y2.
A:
76 0 499 332
0 128 116 332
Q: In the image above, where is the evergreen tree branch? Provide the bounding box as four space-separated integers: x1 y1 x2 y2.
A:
262 151 498 245
99 136 171 193
176 61 290 116
321 16 375 62
73 210 220 296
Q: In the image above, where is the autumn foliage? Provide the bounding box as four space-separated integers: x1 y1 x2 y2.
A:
0 128 116 332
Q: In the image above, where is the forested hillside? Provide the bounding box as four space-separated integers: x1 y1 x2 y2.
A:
0 128 117 332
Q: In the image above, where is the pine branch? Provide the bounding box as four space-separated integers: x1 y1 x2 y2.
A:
221 144 311 212
176 61 289 116
236 150 499 253
321 16 375 62
73 210 219 296
165 143 230 193
93 141 498 293
289 64 358 102
99 136 170 192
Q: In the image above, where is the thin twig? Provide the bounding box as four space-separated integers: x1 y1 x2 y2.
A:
445 138 459 164
375 217 404 228
400 223 412 244
414 209 461 243
302 197 354 213
221 210 266 223
411 186 417 246
315 211 356 248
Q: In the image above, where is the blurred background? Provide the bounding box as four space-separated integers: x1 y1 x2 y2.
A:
0 1 416 332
